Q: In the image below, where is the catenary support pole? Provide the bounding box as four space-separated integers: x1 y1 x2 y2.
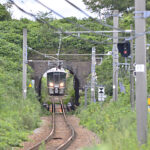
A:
113 10 119 101
135 0 147 144
22 29 27 99
130 25 135 111
91 47 96 102
85 86 88 107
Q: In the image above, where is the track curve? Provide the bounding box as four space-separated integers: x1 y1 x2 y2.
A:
28 96 75 150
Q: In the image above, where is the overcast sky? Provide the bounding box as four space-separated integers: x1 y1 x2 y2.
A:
1 0 98 20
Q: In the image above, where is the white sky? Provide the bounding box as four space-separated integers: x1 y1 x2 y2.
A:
1 0 98 20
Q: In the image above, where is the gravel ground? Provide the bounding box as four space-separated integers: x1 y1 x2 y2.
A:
18 116 52 150
18 115 100 150
67 115 100 150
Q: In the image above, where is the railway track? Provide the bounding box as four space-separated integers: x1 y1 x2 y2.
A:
28 96 75 150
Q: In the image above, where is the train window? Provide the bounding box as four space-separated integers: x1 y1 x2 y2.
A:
47 72 66 84
53 72 60 83
47 73 53 81
60 73 66 81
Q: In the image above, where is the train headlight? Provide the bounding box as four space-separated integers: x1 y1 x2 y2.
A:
59 82 64 87
49 82 54 87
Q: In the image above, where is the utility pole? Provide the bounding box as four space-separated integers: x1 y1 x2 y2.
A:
113 10 119 101
91 47 96 102
22 29 27 99
57 31 62 66
130 25 135 111
135 0 147 145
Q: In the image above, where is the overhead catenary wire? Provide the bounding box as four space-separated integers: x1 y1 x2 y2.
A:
35 0 150 42
34 0 128 40
124 30 150 42
64 0 150 42
28 47 112 58
9 0 114 45
28 47 58 60
10 0 149 45
64 0 125 32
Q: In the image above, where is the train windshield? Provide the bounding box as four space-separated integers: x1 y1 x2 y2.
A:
47 72 66 84
53 72 59 83
47 73 53 82
60 73 66 81
53 72 66 83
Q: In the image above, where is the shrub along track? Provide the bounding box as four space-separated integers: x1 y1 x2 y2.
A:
28 96 75 150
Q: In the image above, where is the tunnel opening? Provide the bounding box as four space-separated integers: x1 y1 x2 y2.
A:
73 75 80 106
36 67 80 109
67 69 80 107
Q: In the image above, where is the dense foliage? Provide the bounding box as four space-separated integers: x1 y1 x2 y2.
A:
77 59 150 150
0 4 11 21
82 0 150 13
63 72 75 105
0 7 42 149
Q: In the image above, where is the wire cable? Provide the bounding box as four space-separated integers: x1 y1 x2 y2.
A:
35 0 127 40
28 47 58 60
9 0 113 45
122 30 150 43
64 0 125 32
8 0 150 45
64 0 150 42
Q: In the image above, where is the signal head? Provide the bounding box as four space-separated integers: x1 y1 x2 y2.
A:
117 41 130 57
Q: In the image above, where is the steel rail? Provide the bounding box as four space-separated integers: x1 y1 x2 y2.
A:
28 96 75 150
55 98 75 150
28 98 55 150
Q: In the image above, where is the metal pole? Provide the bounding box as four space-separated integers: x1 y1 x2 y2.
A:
91 47 96 102
22 29 27 99
135 0 147 144
113 10 119 101
85 86 88 107
57 31 62 66
56 30 132 34
130 25 135 111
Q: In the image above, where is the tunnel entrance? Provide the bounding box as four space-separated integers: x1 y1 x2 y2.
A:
74 75 80 106
38 67 80 106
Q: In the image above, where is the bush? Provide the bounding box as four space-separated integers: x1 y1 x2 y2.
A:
76 59 150 150
0 57 41 149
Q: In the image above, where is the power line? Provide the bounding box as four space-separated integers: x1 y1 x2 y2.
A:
64 0 125 32
10 0 149 45
35 0 128 40
64 0 150 42
122 30 150 42
9 0 114 45
28 47 112 57
28 47 58 60
56 30 132 34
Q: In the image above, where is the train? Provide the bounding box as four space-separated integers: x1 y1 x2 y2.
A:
47 67 66 95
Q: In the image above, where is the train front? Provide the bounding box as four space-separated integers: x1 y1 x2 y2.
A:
47 67 66 95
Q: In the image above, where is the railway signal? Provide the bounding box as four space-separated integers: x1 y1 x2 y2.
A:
117 41 131 57
98 86 106 101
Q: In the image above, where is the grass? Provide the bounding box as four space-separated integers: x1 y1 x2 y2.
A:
0 57 42 150
76 92 150 150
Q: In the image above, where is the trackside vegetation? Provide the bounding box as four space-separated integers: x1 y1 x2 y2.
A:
0 57 41 149
0 5 42 149
76 56 150 150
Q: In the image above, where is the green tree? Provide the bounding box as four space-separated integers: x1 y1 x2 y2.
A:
82 0 150 13
0 4 11 21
